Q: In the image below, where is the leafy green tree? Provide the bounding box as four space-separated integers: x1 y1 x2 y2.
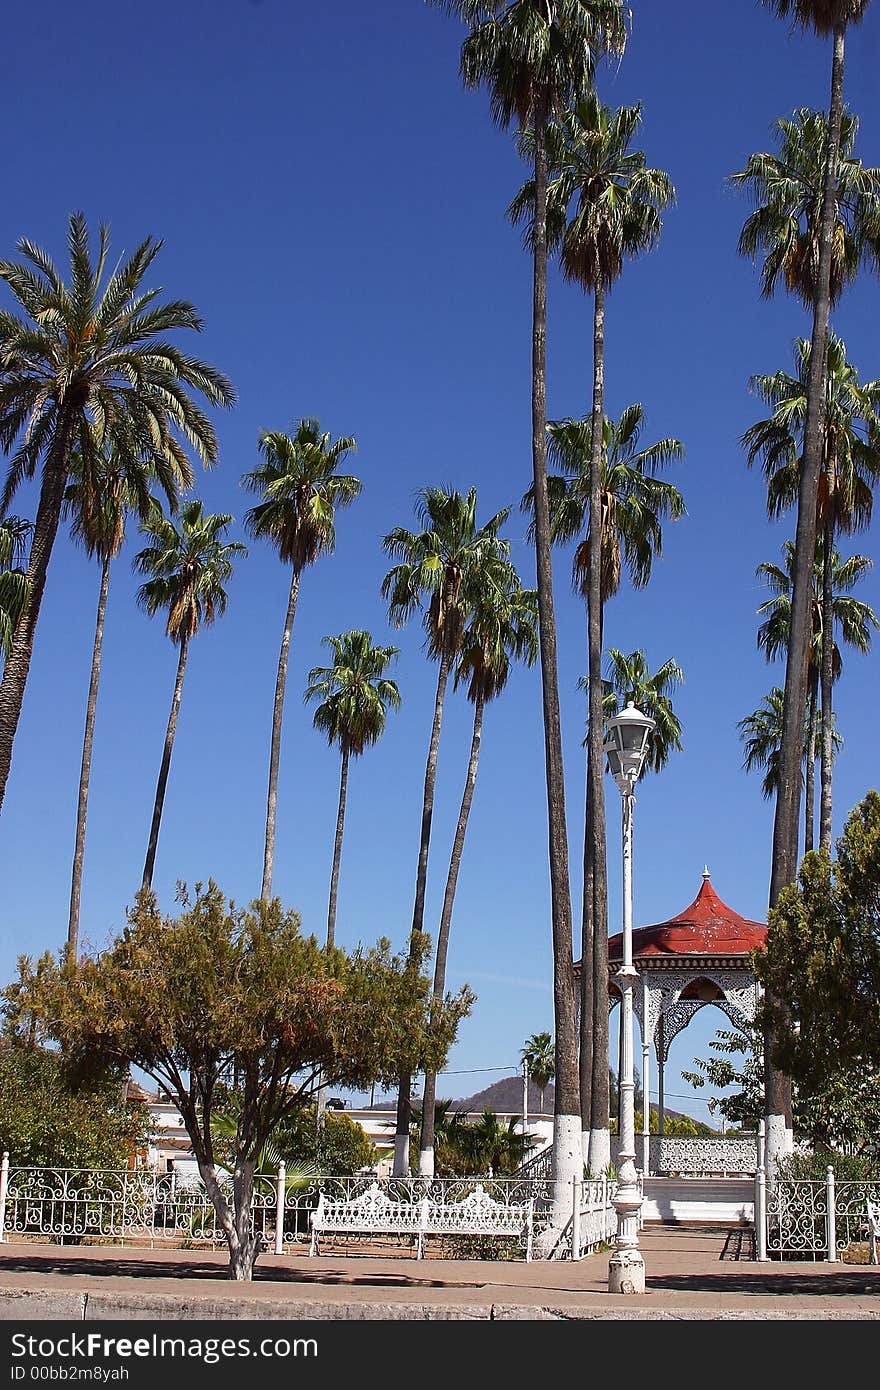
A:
305 630 401 949
242 421 361 903
0 212 234 815
682 1024 765 1133
382 486 510 1174
64 443 189 960
0 1041 150 1169
134 502 247 890
754 790 880 1156
432 1 628 1214
521 1031 555 1114
419 571 538 1174
744 334 880 850
3 882 471 1280
411 1103 530 1177
529 404 683 1171
0 518 31 662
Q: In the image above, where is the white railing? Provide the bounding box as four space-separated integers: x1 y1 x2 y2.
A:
0 1154 559 1256
612 1135 759 1176
571 1173 621 1260
764 1169 880 1261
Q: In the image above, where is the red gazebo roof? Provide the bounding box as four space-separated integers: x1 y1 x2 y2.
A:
608 870 766 962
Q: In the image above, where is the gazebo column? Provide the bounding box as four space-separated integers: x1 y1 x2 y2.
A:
657 1012 666 1139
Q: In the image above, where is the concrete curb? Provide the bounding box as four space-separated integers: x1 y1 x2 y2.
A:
1 1288 879 1321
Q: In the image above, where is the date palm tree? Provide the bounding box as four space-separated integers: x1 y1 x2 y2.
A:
63 442 190 961
305 630 401 950
736 3 873 957
510 84 673 1181
135 501 246 890
382 486 511 1174
305 628 400 1133
597 649 684 777
0 518 31 663
529 404 684 1170
735 12 874 1159
243 421 361 903
511 104 672 1157
0 212 234 814
522 1031 555 1115
755 539 876 850
744 333 880 850
431 0 628 1219
418 571 538 1175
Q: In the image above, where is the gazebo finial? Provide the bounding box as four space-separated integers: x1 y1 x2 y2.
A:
702 865 710 880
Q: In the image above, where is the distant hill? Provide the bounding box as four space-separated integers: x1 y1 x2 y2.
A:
365 1075 706 1126
452 1077 553 1115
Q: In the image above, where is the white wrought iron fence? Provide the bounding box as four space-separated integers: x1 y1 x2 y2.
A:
763 1167 880 1261
570 1173 622 1260
0 1154 581 1258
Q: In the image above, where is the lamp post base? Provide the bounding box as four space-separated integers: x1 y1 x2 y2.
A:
608 1246 646 1295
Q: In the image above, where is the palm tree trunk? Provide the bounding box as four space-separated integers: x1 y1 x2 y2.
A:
766 22 847 1173
805 665 819 854
67 554 111 961
419 689 485 1177
393 651 451 1176
0 423 74 814
587 282 610 1177
326 744 350 950
316 741 350 1137
529 106 580 1238
580 752 594 1164
261 570 300 901
819 515 835 852
142 638 189 891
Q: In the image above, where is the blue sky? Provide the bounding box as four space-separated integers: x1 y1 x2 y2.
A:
2 1 879 1121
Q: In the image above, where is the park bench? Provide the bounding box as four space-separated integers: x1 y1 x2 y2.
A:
308 1181 534 1260
867 1199 880 1266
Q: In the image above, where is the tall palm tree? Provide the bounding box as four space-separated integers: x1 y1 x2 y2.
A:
0 518 31 662
305 628 400 1134
0 212 235 814
529 404 684 1171
755 539 876 849
418 571 538 1175
598 649 684 776
743 334 880 850
510 89 672 1179
135 501 246 890
242 420 361 903
734 12 874 1162
736 4 872 952
63 443 190 961
432 0 628 1221
382 486 510 1175
304 630 401 950
739 688 790 803
522 1031 555 1115
732 107 880 308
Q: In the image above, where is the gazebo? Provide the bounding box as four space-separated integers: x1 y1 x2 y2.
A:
579 869 767 1177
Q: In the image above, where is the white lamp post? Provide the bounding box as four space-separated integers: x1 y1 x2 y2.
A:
603 700 655 1296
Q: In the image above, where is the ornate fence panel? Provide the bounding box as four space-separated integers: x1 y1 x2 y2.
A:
614 1135 757 1176
572 1176 619 1259
0 1163 279 1249
765 1176 880 1260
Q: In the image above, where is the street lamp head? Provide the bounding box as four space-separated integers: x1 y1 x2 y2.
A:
603 700 656 791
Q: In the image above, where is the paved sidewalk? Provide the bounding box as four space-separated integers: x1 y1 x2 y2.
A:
1 1226 879 1319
